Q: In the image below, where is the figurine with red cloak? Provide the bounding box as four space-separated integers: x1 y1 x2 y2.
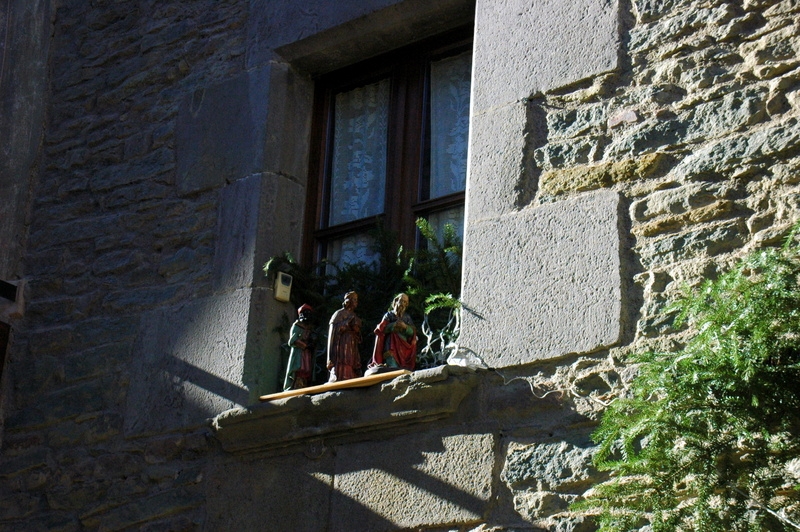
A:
372 293 417 371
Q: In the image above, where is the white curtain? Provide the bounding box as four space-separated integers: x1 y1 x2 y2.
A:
327 232 378 268
329 79 390 227
429 51 472 199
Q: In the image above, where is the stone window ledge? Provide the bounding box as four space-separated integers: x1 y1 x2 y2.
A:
211 365 481 455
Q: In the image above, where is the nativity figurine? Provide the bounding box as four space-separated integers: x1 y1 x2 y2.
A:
326 291 362 382
283 304 315 390
371 292 417 371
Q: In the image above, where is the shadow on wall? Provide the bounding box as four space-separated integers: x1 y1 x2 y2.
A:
123 292 255 437
124 151 295 436
204 365 607 531
205 425 496 531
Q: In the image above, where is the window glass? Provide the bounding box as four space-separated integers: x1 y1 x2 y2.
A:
428 51 471 200
327 232 379 267
426 206 465 244
306 29 472 268
329 79 390 227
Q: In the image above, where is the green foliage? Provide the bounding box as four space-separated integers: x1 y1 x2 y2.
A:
264 219 463 382
580 234 800 531
405 218 462 300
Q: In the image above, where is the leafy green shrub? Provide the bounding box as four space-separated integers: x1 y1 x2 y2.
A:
580 234 800 531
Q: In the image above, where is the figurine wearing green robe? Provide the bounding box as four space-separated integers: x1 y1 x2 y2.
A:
284 304 315 390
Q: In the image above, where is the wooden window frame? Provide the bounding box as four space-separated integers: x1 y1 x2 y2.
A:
302 27 473 265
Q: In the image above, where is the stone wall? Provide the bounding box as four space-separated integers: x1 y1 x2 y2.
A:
0 0 798 531
534 0 800 344
1 0 249 528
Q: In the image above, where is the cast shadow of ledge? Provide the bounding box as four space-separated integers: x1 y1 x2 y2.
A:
210 364 481 455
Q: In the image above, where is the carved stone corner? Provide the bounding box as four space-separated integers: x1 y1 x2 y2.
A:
210 364 481 455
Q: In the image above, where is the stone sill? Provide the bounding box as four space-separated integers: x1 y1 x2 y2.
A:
211 365 481 455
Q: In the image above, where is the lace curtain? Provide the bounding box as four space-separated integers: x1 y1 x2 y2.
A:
429 51 471 200
329 79 390 227
327 233 378 268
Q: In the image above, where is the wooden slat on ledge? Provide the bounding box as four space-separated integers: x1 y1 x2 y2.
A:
259 369 411 402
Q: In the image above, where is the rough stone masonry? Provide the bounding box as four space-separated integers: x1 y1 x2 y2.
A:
0 0 798 530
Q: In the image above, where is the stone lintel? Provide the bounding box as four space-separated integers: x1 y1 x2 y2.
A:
254 0 476 75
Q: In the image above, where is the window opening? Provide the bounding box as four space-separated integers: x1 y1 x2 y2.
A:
304 28 472 267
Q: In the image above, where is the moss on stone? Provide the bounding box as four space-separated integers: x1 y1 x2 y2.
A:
540 152 671 196
632 199 737 237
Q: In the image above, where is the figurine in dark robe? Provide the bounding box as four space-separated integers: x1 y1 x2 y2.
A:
326 291 362 382
372 292 417 371
283 304 315 391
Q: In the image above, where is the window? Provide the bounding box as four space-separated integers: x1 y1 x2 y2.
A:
303 28 472 267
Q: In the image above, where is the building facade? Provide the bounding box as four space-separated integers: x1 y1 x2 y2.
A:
1 0 799 529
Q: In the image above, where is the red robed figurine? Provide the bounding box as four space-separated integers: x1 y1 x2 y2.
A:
372 293 417 371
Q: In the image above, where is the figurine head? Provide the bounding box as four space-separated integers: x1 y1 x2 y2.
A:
343 291 358 310
392 293 409 316
297 304 313 322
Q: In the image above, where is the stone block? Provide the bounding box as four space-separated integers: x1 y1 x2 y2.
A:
176 67 270 196
213 172 307 293
637 219 747 268
502 440 597 492
547 103 607 141
605 118 688 159
629 5 733 55
460 191 624 368
4 512 79 532
630 182 724 222
608 86 768 159
205 452 334 532
0 491 40 520
741 21 800 65
213 176 261 293
632 200 737 237
533 137 602 172
671 117 800 181
633 0 682 23
123 290 254 437
501 438 599 526
253 173 307 287
763 0 800 17
241 286 290 396
262 63 314 180
686 87 768 141
466 102 529 221
540 153 671 196
0 0 52 279
330 431 495 531
88 488 202 531
472 0 619 112
0 447 49 478
23 378 115 428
